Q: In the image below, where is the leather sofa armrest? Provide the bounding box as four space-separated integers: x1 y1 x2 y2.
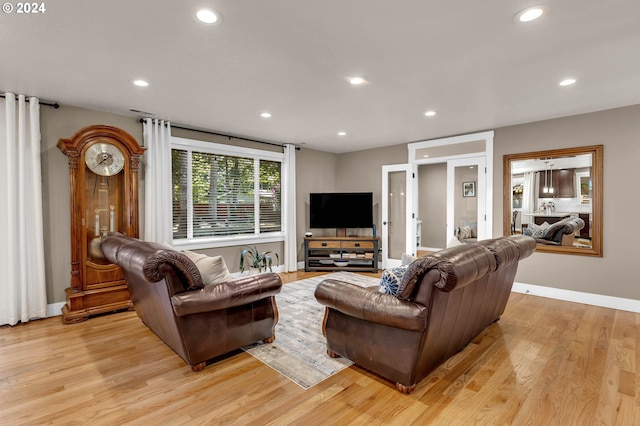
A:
171 272 282 317
314 279 428 332
102 235 205 294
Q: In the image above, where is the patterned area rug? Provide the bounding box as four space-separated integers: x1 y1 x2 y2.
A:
242 271 379 389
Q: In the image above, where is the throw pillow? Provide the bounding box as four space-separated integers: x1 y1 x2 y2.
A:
522 222 550 238
183 250 232 286
462 221 478 238
378 264 410 296
458 225 473 240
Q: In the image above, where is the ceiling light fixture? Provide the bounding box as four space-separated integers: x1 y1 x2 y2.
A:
260 112 272 118
424 110 436 117
338 131 346 136
133 80 149 87
349 76 367 85
196 9 221 24
515 5 549 22
559 78 577 86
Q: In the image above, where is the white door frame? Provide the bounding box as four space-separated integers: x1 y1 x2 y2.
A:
409 131 494 249
380 131 493 270
381 164 416 269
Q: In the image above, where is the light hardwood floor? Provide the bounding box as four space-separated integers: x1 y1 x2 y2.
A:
1 271 639 425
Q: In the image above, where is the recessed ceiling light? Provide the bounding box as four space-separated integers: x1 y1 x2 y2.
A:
424 110 436 117
196 9 221 24
348 76 367 85
260 112 272 118
515 5 549 22
338 131 346 136
559 78 577 86
133 80 149 87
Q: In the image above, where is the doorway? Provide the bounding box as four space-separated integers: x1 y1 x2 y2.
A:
381 131 493 263
381 164 415 269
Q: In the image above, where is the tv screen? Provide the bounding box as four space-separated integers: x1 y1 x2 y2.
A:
309 192 373 229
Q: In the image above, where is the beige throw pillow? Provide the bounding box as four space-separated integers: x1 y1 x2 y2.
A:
183 250 232 286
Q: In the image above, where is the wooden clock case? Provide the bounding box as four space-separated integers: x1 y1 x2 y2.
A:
57 125 146 323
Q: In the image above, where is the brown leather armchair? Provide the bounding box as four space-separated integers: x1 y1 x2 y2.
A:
101 233 282 371
314 235 536 393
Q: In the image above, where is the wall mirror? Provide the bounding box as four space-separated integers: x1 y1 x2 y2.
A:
503 145 603 257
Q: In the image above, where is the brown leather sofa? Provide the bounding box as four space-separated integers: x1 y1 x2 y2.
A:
531 217 585 246
101 233 282 371
314 235 536 393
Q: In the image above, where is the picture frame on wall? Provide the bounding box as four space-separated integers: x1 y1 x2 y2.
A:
463 181 476 197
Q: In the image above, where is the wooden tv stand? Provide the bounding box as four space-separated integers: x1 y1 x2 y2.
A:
304 236 379 272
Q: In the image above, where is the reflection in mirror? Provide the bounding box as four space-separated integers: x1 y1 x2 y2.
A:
503 145 602 256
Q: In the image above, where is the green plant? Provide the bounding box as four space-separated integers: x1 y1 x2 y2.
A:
239 246 279 273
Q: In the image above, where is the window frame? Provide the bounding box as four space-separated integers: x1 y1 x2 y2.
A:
171 136 285 250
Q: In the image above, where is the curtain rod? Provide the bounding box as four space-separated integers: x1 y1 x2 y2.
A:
139 118 300 150
0 93 59 109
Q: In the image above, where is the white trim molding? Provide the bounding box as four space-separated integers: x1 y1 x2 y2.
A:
47 302 65 318
512 282 640 313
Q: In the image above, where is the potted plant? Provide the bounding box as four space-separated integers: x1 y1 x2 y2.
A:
239 246 279 274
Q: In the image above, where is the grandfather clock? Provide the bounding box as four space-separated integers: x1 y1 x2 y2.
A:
58 125 146 323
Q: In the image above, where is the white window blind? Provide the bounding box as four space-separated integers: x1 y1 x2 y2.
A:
171 140 283 244
259 160 282 233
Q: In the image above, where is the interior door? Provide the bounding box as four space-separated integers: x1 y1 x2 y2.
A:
381 164 415 269
446 157 487 242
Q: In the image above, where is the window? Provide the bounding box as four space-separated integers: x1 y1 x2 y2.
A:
171 138 283 247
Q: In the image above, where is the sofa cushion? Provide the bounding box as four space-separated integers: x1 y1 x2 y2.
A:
183 251 232 286
378 264 410 296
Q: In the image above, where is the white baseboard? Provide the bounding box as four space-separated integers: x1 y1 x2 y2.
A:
46 302 65 318
512 282 640 313
45 280 640 318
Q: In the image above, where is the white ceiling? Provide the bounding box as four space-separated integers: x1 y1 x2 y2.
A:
2 0 639 153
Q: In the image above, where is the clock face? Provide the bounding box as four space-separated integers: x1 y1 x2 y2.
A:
85 142 125 176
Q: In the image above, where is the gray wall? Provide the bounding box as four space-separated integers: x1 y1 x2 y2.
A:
330 104 640 300
335 145 408 234
418 163 447 248
294 148 338 257
40 103 640 304
42 108 284 304
494 104 640 300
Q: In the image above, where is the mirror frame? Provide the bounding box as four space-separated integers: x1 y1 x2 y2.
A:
503 145 603 257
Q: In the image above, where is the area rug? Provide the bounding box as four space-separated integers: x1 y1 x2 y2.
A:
242 271 379 389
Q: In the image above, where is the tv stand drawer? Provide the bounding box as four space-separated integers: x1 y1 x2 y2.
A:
308 241 341 249
342 241 374 249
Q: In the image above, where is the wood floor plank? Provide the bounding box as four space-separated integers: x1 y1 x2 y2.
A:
1 271 639 425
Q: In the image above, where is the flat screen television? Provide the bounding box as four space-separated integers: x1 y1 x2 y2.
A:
309 192 373 231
